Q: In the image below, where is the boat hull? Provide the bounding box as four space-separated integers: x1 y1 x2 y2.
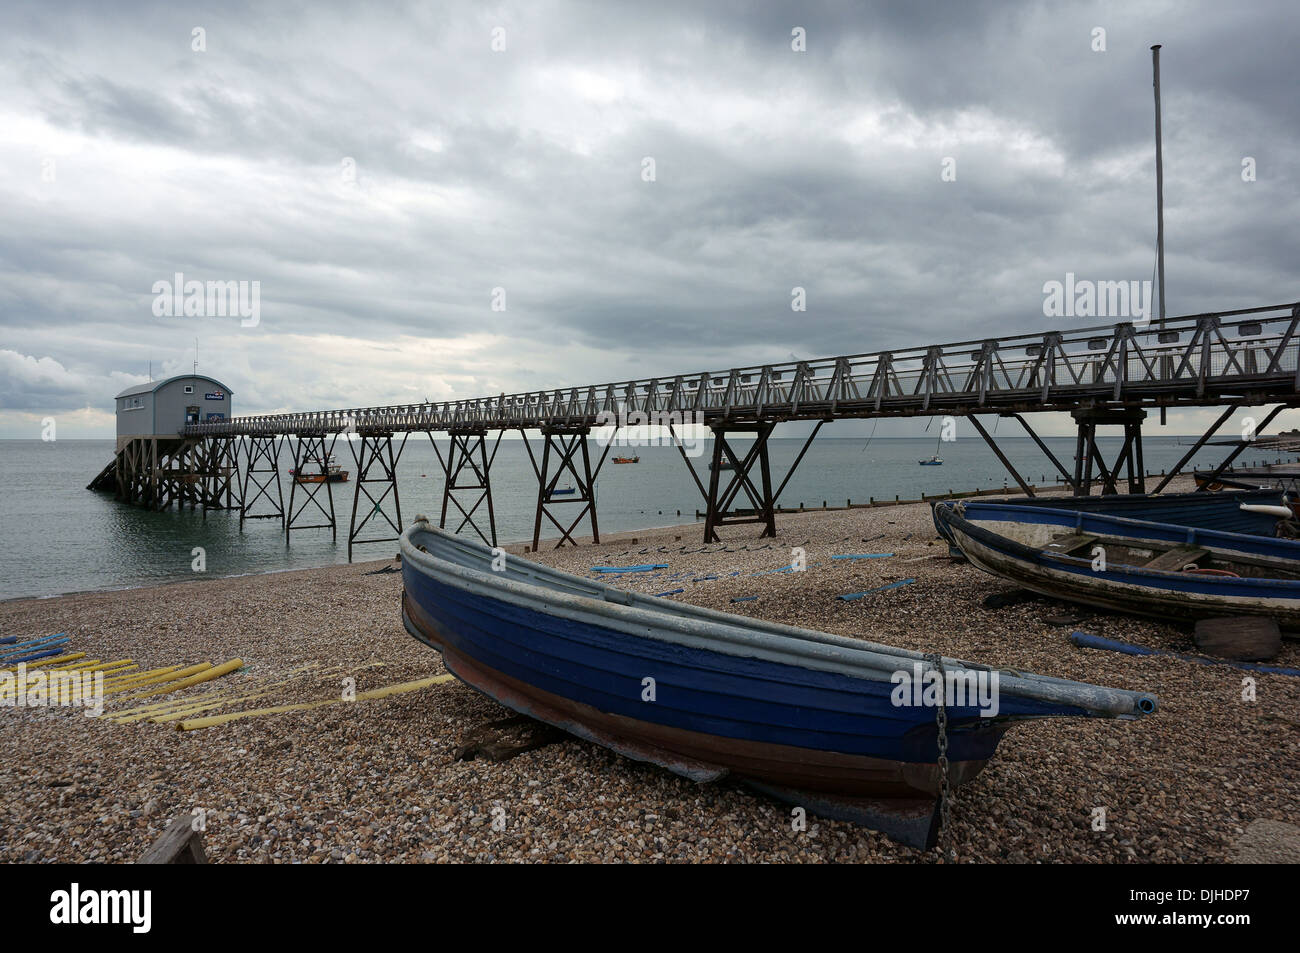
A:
933 490 1289 548
400 519 1154 845
401 584 1000 797
936 502 1300 628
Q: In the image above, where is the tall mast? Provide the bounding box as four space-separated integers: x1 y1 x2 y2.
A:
1151 44 1166 330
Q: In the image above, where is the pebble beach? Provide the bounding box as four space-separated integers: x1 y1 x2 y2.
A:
3 484 1298 864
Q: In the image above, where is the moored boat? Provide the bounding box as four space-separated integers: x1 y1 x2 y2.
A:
933 500 1300 629
290 453 349 484
612 455 640 464
400 517 1156 848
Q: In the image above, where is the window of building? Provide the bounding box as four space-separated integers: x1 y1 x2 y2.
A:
184 385 194 394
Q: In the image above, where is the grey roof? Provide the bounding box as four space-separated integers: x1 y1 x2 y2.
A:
115 374 233 400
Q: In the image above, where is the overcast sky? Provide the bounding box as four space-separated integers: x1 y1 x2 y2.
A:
2 0 1298 438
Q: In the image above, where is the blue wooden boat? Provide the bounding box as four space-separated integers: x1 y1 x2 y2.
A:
547 485 576 497
400 518 1156 848
933 489 1291 550
933 500 1300 628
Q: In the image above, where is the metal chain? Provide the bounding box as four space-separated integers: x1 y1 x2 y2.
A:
925 652 954 862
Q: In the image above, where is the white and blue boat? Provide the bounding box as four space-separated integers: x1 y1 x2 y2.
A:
933 500 1300 628
933 489 1292 550
400 517 1156 848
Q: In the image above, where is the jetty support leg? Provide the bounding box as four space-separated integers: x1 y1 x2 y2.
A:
967 415 1034 496
431 428 501 547
240 434 285 528
701 421 778 543
1150 404 1239 494
286 432 339 544
522 426 611 550
1194 404 1286 490
346 430 408 561
1071 408 1148 496
1010 413 1077 492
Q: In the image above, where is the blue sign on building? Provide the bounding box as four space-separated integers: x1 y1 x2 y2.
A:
204 391 225 400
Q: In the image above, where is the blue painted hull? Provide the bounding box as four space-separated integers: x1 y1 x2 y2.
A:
934 501 1300 626
933 490 1289 549
403 566 1087 768
400 520 1156 843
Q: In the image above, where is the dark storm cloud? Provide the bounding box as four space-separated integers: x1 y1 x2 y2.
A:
0 0 1297 437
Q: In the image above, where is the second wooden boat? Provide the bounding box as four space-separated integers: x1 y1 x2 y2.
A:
933 500 1300 629
933 489 1292 548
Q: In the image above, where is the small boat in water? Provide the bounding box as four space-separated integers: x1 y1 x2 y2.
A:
290 454 349 484
709 460 734 471
612 455 640 464
400 518 1156 848
919 455 943 466
933 500 1300 629
547 485 576 497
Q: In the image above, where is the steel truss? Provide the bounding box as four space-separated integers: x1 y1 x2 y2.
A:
669 420 826 543
184 303 1300 440
239 434 285 528
522 426 611 550
285 433 339 543
1071 408 1147 495
346 431 408 560
197 436 240 515
432 428 501 547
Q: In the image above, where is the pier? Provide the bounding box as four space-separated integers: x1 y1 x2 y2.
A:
94 301 1300 554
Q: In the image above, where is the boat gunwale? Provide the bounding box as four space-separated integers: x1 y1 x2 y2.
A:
941 501 1300 583
399 519 1156 718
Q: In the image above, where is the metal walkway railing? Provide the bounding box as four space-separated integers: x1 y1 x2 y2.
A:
183 301 1300 438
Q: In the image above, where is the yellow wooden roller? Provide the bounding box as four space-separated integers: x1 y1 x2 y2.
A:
108 663 212 695
177 675 453 730
119 658 243 701
103 664 182 687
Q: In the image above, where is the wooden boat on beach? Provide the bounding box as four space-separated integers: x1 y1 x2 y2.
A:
1195 467 1300 493
933 500 1300 629
400 517 1156 848
932 489 1293 547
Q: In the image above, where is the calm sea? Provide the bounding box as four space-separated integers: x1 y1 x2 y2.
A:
1 434 1288 600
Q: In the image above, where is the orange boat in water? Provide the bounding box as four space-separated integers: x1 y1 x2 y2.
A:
612 455 640 464
290 453 349 484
